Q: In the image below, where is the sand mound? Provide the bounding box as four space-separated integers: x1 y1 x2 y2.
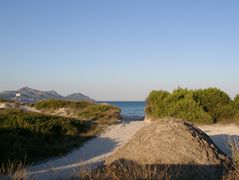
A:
104 118 232 179
0 102 15 109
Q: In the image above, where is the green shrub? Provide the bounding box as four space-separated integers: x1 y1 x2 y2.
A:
0 101 121 166
0 99 14 103
164 98 213 124
33 99 91 110
234 95 239 110
0 109 93 165
33 100 121 124
77 104 121 124
146 87 236 124
0 109 88 136
194 88 235 122
145 90 170 118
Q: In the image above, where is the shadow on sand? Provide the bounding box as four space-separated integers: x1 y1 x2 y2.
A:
123 115 145 124
210 134 239 157
28 136 118 179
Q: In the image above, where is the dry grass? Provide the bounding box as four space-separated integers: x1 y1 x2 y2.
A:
2 158 239 180
0 161 27 180
79 160 173 180
222 137 239 180
231 138 239 165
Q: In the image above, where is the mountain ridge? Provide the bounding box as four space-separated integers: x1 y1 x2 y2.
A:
0 87 95 102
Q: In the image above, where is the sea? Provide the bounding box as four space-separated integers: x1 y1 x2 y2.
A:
98 101 146 119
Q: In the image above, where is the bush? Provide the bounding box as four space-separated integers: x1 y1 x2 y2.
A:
194 88 235 123
146 87 237 124
164 98 213 124
234 95 239 110
0 99 122 166
33 100 121 124
0 109 93 165
33 99 91 110
145 90 170 118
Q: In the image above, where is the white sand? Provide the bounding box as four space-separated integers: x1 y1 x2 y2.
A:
0 103 7 109
199 124 239 156
27 119 239 180
27 119 146 180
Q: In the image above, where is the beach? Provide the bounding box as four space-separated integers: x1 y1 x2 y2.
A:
27 116 239 179
28 118 146 179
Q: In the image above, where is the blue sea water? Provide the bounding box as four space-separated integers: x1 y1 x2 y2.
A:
98 101 145 118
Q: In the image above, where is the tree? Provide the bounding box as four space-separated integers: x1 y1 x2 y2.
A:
194 88 233 123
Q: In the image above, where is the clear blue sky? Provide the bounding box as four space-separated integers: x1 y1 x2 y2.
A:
1 0 239 101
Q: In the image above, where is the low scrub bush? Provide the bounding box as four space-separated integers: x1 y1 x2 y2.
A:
33 100 121 124
146 88 237 124
194 88 236 123
234 95 239 110
0 99 14 103
78 104 121 123
0 101 121 166
0 109 94 166
33 99 91 110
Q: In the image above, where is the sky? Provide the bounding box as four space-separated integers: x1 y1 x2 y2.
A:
0 0 239 101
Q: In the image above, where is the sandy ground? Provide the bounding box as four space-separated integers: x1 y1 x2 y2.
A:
199 124 239 156
26 119 239 180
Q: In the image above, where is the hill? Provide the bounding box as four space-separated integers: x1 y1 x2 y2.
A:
65 93 94 102
90 118 232 179
0 87 94 102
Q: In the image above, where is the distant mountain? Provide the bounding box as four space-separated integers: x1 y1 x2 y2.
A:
0 87 95 102
65 93 95 102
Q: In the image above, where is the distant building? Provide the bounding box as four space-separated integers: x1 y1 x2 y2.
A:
16 93 21 97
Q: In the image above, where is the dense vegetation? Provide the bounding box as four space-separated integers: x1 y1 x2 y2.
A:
33 99 122 124
0 99 14 103
33 99 92 110
0 100 121 166
0 109 94 165
146 88 239 124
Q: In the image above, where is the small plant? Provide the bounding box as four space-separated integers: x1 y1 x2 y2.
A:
229 137 239 166
222 137 239 179
0 160 27 180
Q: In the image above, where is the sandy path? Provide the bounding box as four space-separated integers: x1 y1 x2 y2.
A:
27 119 146 180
